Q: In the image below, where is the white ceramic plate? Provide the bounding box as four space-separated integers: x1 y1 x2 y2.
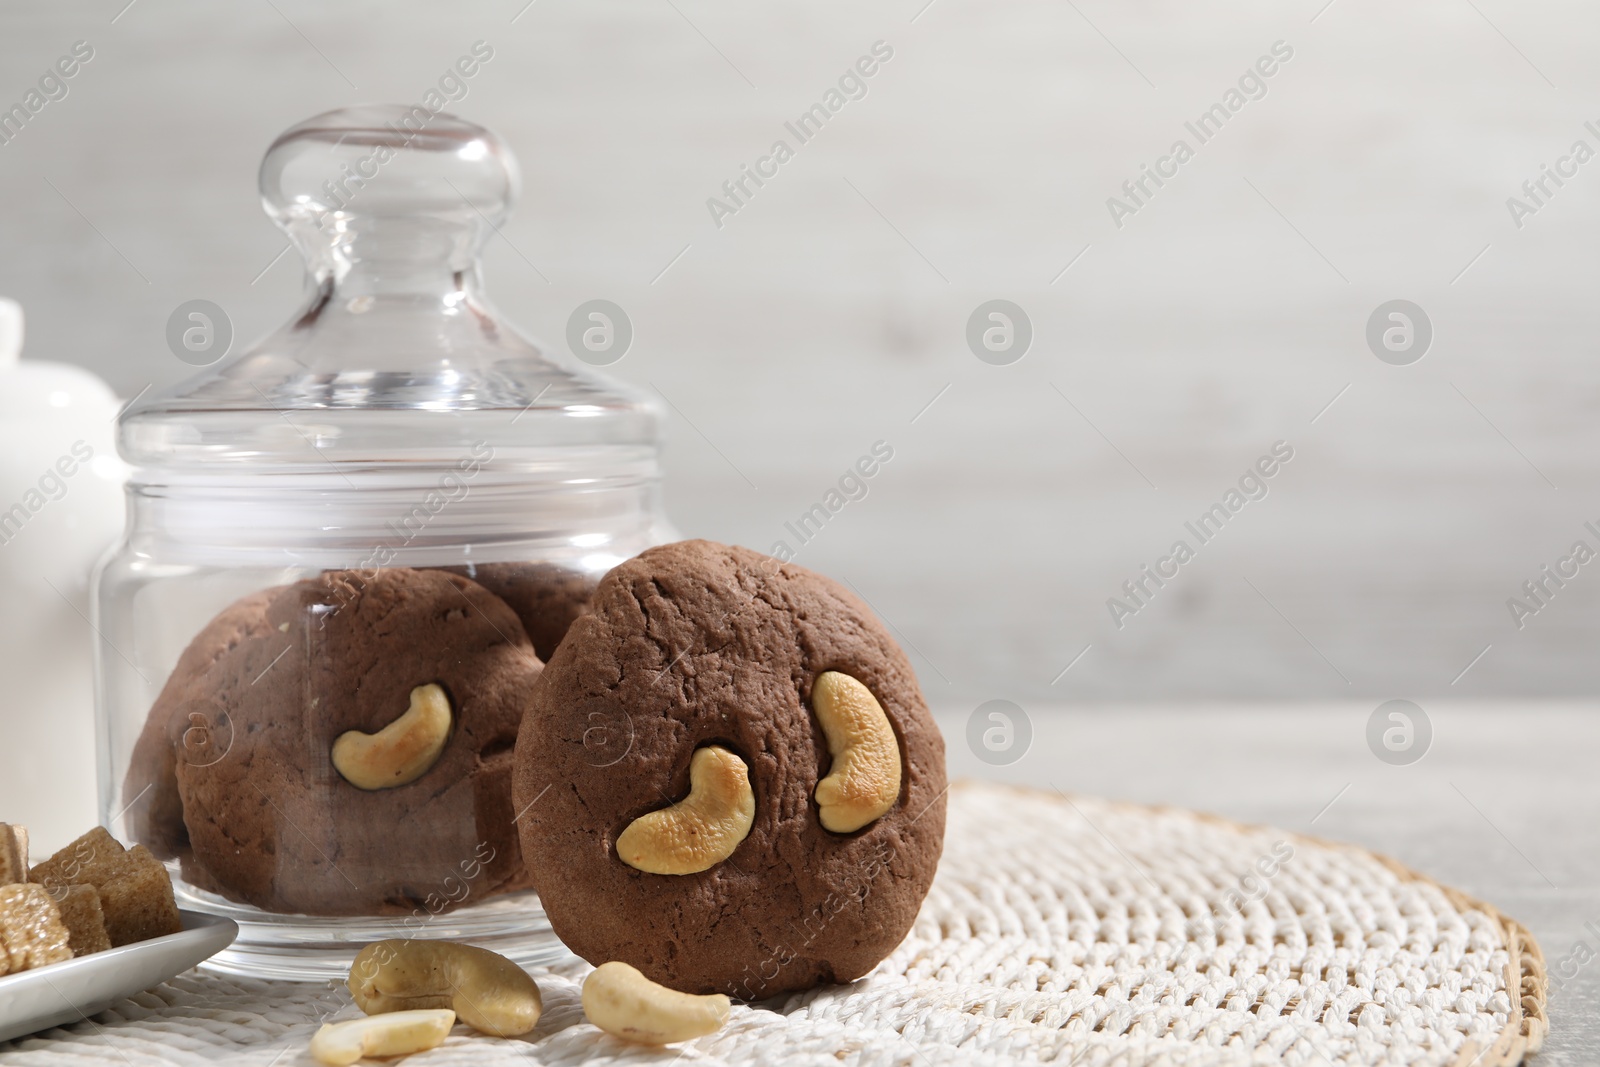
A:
0 909 237 1044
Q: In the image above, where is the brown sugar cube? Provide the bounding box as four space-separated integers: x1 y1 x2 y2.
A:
30 826 127 888
12 826 28 877
96 845 181 947
0 824 26 885
0 884 72 974
47 884 111 957
34 828 181 947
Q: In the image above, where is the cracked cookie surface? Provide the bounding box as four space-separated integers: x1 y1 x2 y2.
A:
513 540 946 997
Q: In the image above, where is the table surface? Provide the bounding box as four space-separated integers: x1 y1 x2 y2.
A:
934 702 1599 1065
0 702 1591 1065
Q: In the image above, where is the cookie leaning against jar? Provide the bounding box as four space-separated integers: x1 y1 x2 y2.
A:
123 568 542 915
513 540 947 998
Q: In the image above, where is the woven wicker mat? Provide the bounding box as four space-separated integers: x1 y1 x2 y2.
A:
0 781 1547 1067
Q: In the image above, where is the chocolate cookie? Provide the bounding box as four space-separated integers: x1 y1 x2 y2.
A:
125 586 283 861
513 540 946 998
433 562 596 662
131 568 541 915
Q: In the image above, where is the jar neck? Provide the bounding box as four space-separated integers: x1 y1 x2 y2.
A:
274 228 499 375
322 262 483 303
291 214 488 302
292 266 487 331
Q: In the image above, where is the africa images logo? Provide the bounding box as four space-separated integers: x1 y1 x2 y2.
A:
0 40 94 147
706 41 895 229
1105 40 1294 229
1106 441 1294 629
309 41 496 227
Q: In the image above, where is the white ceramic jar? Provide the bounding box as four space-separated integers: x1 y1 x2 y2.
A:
0 297 124 856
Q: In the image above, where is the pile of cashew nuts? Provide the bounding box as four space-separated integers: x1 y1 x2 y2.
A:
310 939 730 1064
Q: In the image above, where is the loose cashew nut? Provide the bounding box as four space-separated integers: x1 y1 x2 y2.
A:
309 1008 454 1066
331 684 452 790
615 746 754 875
582 961 730 1045
348 939 542 1037
811 671 901 833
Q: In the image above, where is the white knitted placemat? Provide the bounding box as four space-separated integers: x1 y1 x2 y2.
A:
0 782 1546 1067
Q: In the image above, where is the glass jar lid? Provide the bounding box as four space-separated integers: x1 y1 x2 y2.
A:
119 105 657 474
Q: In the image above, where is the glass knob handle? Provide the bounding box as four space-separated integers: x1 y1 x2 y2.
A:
258 104 519 272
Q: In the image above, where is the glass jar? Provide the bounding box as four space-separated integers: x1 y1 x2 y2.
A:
92 106 670 979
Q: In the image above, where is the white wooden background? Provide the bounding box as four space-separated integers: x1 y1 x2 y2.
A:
2 6 1599 1056
3 0 1600 709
